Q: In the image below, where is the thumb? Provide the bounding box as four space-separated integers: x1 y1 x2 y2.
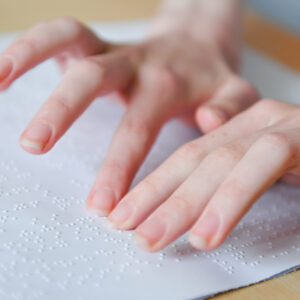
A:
195 76 259 133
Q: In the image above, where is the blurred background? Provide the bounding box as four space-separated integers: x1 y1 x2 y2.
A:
0 0 300 34
0 0 160 31
246 0 300 35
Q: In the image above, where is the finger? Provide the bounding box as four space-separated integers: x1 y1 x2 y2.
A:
106 102 274 231
0 17 107 89
86 70 175 216
19 51 134 154
195 76 259 133
132 141 250 252
189 132 297 250
107 139 204 229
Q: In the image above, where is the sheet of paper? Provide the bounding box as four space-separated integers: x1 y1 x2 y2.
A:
0 21 299 300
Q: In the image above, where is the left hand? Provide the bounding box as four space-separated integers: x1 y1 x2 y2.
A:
0 13 258 217
107 98 300 252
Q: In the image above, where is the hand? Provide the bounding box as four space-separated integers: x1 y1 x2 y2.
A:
107 99 300 252
0 11 258 216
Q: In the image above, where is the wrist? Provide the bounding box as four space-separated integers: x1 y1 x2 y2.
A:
154 0 241 26
150 0 242 71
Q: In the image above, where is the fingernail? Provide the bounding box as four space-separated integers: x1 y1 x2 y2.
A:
108 201 132 228
134 217 166 249
189 212 220 249
189 235 207 249
87 206 108 217
205 106 228 126
88 187 117 216
103 218 118 229
20 123 52 151
0 57 13 83
133 233 150 249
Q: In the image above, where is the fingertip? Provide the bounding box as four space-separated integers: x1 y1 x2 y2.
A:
107 201 134 230
19 137 52 155
19 122 54 154
190 211 221 250
19 138 45 154
132 232 161 253
188 233 222 251
86 206 108 217
195 106 229 134
133 232 151 250
86 190 108 217
188 233 207 249
86 186 117 217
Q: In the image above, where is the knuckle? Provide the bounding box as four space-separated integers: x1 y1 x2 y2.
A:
58 16 81 30
57 16 84 39
210 144 242 163
142 177 160 198
260 132 294 157
239 79 260 101
13 38 37 56
175 141 201 161
251 99 296 125
100 159 128 182
222 178 245 201
249 98 293 126
156 68 177 91
261 132 288 147
75 58 105 81
143 65 179 99
167 194 194 221
172 195 193 211
253 98 278 113
54 94 73 113
31 21 48 31
122 175 162 209
122 117 151 139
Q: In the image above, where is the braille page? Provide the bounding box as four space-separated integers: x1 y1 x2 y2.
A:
0 21 299 300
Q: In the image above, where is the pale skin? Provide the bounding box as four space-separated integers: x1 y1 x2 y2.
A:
0 0 298 252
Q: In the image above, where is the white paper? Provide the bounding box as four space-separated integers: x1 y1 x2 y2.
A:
0 21 299 300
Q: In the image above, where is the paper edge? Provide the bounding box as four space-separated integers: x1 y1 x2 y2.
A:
189 265 300 300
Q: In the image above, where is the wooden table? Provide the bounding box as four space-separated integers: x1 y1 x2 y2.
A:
0 1 299 299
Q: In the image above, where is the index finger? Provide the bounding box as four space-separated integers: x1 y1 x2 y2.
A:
0 17 108 89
